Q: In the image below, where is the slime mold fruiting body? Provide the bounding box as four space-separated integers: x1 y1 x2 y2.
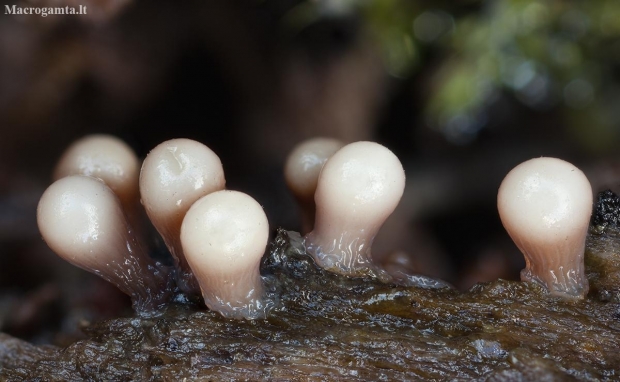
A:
53 134 140 211
304 141 406 277
181 190 271 319
140 138 226 295
37 175 170 314
284 137 344 234
498 157 592 299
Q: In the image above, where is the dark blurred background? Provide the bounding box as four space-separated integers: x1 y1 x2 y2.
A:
2 0 620 344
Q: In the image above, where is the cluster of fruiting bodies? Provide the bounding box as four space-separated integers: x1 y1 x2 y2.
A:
37 135 593 320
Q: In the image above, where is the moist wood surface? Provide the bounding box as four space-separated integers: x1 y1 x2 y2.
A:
1 228 619 381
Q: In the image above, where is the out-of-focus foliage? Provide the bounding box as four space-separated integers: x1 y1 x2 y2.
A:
361 0 423 78
425 0 620 146
285 0 620 148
